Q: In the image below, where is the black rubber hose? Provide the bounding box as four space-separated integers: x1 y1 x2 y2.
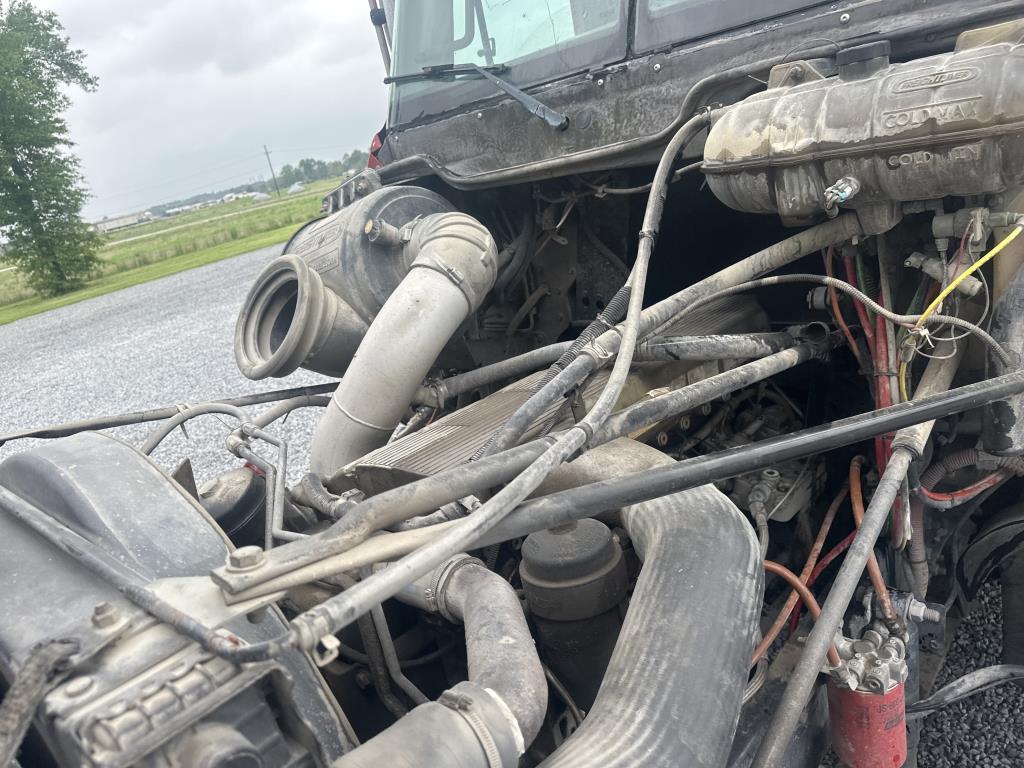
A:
413 333 791 408
293 473 340 516
244 440 555 588
467 370 1024 550
477 354 596 457
140 403 250 455
634 332 796 361
596 335 830 441
540 442 762 768
906 665 1024 719
251 395 332 429
355 610 409 718
354 555 547 765
540 283 631 390
226 368 1024 598
0 639 79 768
479 215 861 459
413 341 573 407
493 208 537 298
442 559 548 745
0 382 338 446
0 485 297 665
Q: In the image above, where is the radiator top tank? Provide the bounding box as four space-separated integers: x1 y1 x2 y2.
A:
703 22 1024 225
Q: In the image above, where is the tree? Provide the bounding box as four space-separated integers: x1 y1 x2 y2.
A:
0 1 98 296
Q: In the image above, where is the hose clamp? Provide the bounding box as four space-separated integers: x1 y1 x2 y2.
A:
439 689 504 768
427 555 485 621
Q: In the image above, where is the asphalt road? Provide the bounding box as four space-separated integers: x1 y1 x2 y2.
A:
1 246 1021 765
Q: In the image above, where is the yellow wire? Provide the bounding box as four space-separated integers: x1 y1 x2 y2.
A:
918 224 1023 327
899 223 1024 402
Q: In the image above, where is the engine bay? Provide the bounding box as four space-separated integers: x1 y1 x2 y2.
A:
6 17 1024 768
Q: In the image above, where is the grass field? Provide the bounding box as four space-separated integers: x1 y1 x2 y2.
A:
0 177 341 325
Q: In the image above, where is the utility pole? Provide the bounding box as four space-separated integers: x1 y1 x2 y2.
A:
263 144 281 197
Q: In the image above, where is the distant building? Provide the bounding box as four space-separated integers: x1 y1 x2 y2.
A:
91 211 153 234
250 192 271 201
287 182 304 194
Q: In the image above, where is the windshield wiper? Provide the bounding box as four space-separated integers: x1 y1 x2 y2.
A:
384 63 569 131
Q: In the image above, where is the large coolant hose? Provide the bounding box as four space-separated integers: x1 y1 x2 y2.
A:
337 555 546 767
539 440 763 767
309 212 498 475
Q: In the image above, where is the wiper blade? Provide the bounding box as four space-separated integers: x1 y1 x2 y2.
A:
384 63 569 131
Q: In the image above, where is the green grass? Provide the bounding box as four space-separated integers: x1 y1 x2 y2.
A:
0 177 343 323
0 224 297 326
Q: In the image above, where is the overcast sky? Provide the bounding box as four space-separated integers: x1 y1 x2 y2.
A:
35 0 388 220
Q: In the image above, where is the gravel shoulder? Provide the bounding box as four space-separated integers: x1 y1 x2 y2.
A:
0 243 331 486
1 245 1020 766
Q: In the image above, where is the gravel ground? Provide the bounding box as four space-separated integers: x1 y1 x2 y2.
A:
2 247 1022 765
0 244 332 487
914 581 1024 766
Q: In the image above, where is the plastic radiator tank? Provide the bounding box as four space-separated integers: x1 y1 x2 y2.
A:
702 21 1024 225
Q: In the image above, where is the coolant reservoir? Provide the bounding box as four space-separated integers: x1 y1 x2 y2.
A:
703 22 1024 225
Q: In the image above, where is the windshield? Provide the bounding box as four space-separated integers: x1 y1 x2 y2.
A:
634 0 828 52
389 0 626 127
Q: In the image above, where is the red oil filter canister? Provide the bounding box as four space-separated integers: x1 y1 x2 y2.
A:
827 679 908 768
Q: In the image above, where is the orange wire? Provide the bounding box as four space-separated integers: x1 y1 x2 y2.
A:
752 484 849 666
849 455 898 622
824 246 867 373
763 560 842 667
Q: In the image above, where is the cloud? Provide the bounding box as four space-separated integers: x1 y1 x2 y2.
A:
33 0 389 218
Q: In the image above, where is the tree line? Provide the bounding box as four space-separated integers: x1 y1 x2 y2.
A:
276 151 368 188
0 1 99 297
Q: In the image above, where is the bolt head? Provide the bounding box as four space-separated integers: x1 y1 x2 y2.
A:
839 12 851 23
596 78 605 86
227 545 265 571
91 602 119 629
653 63 662 72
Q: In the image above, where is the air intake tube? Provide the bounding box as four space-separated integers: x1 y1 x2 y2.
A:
336 555 547 767
309 212 498 473
233 185 499 475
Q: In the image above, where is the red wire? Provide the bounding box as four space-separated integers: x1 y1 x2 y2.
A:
843 252 876 351
824 247 868 373
918 471 1007 503
787 530 856 637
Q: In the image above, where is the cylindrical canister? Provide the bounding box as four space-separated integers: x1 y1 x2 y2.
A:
827 680 908 768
